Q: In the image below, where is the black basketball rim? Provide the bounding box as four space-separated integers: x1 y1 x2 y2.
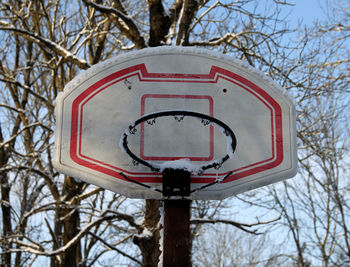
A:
120 110 237 173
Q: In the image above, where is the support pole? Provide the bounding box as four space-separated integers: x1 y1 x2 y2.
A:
163 199 191 267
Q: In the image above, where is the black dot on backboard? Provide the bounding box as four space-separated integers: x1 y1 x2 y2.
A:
223 88 227 93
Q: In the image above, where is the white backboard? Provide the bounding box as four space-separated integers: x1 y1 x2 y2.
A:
54 47 297 200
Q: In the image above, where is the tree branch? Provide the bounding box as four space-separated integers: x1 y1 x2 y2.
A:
191 218 260 234
8 214 119 257
147 0 171 46
188 32 241 47
0 77 54 111
190 214 282 235
0 122 52 149
176 0 199 45
87 232 142 265
83 0 146 49
166 0 183 44
104 209 143 232
0 25 90 69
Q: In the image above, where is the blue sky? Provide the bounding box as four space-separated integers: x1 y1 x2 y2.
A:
286 0 329 26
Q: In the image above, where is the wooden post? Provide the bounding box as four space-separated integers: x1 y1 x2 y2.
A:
163 199 191 267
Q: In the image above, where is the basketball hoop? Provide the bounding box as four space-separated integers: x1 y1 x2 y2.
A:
54 47 297 200
120 110 236 197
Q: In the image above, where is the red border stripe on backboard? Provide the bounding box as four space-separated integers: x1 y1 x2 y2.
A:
69 64 283 184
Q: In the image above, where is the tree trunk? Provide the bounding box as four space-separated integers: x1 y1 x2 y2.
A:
133 199 162 267
0 172 11 267
0 125 11 267
60 176 83 267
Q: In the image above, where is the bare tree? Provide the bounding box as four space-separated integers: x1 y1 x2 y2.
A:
234 1 350 266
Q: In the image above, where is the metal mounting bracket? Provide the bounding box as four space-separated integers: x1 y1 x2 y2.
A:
162 168 191 197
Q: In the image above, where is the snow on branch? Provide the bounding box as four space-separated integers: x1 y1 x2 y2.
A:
0 25 90 69
83 0 146 49
67 187 103 205
189 32 241 47
176 0 199 45
7 213 120 257
83 0 132 23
